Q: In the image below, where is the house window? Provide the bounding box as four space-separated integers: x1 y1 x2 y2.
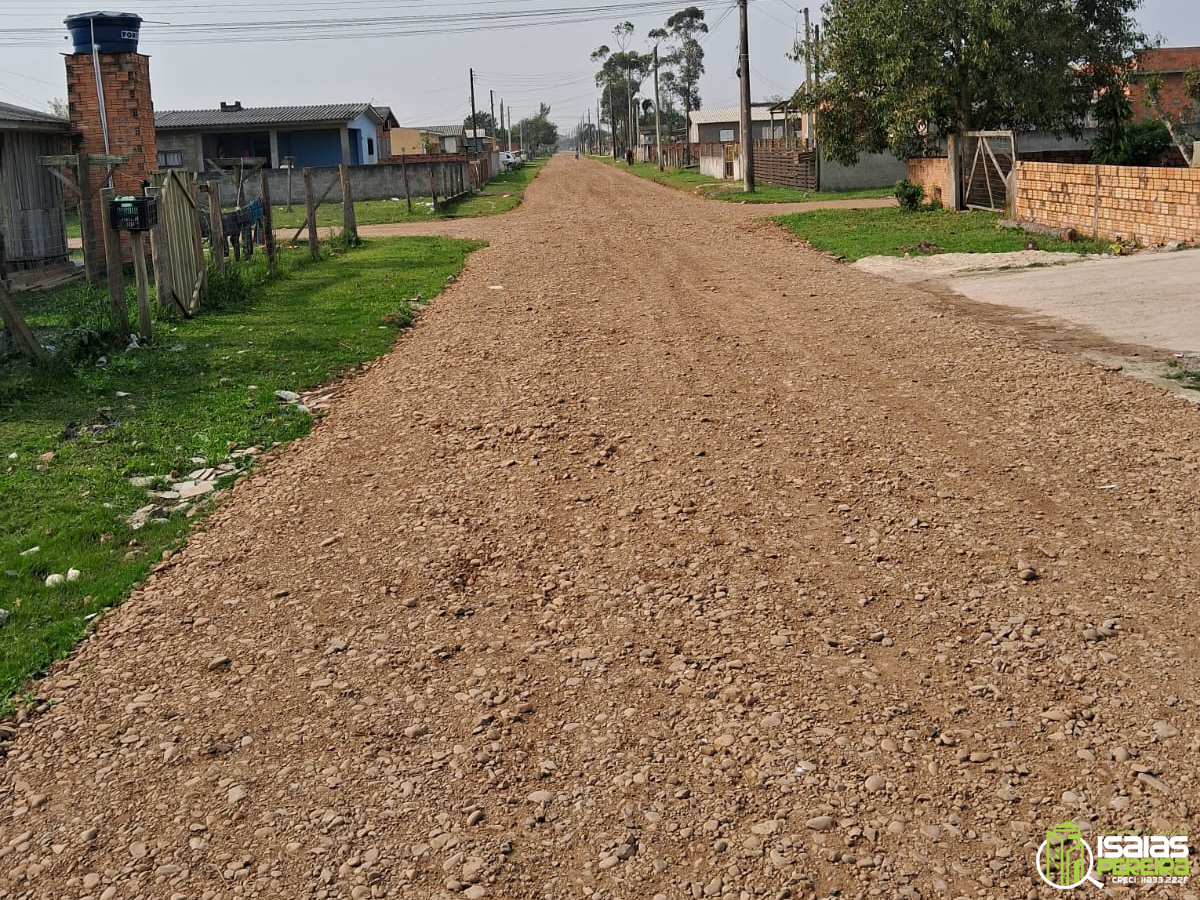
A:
157 149 184 168
367 137 375 156
718 128 735 142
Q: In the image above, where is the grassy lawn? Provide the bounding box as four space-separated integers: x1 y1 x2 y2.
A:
593 156 892 204
0 236 481 710
65 207 81 241
709 184 893 204
775 206 1111 262
271 160 544 229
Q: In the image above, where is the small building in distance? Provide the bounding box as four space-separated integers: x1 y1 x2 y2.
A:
0 101 71 273
154 102 396 171
687 105 778 145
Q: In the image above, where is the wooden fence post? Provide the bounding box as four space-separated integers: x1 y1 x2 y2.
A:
207 180 226 273
76 156 100 285
188 177 207 311
0 278 47 364
303 168 319 261
340 163 358 244
431 163 439 212
400 154 413 213
131 232 152 343
99 186 130 338
259 172 276 272
146 184 175 313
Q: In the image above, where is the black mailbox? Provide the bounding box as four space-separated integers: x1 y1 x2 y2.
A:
108 196 158 232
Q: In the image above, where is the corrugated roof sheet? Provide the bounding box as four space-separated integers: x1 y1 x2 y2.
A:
155 103 380 130
688 106 774 125
421 124 465 136
0 100 70 130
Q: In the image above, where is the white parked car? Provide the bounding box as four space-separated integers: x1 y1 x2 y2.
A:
499 151 522 171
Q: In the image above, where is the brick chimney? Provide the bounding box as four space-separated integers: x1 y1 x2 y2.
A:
64 14 157 268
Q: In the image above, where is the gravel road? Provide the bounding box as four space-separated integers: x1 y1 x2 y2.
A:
3 155 1199 900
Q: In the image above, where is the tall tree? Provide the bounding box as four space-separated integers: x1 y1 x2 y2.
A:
663 7 707 163
464 111 497 135
593 44 647 152
512 103 559 156
794 0 1149 165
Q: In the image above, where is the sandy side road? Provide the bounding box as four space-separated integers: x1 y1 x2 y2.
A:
3 156 1199 900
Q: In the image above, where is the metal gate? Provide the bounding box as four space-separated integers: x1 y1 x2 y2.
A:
154 170 206 315
961 130 1016 214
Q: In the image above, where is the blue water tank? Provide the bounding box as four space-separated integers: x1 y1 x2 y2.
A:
64 12 142 54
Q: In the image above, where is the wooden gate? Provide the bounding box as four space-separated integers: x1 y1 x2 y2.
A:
962 130 1016 214
154 170 206 315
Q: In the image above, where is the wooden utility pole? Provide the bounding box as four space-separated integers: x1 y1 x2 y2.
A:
469 68 480 159
653 44 664 171
608 85 619 160
738 0 755 192
489 90 497 145
803 8 813 147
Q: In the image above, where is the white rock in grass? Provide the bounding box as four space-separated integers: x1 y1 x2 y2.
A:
45 573 65 587
274 390 300 403
67 568 81 582
0 609 9 627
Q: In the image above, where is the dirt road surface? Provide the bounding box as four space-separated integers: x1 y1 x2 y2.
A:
3 156 1199 900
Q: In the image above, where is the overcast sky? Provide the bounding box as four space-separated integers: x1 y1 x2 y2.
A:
2 0 1199 132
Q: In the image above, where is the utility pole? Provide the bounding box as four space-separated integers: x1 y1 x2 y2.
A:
489 90 496 146
469 68 480 159
653 43 664 170
803 7 813 148
737 0 755 192
608 84 618 160
597 100 602 153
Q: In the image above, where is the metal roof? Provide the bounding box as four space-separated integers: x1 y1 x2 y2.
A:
688 106 774 125
0 100 70 131
421 124 465 137
155 103 382 130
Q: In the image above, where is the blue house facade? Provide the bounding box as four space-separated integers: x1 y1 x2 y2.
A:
154 102 397 172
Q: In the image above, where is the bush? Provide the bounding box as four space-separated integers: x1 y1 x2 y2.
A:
893 179 925 212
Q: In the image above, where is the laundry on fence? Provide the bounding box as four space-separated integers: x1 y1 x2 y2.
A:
200 198 263 262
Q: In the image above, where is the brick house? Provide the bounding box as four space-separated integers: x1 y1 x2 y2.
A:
1127 47 1200 126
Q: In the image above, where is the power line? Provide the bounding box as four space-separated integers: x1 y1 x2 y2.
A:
0 0 728 48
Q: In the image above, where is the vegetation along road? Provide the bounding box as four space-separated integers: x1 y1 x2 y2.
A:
2 155 1198 899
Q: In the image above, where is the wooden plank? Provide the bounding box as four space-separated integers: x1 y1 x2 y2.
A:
0 279 47 363
207 180 226 273
131 232 152 343
99 186 130 338
304 168 319 261
340 163 358 244
259 172 276 272
75 156 100 285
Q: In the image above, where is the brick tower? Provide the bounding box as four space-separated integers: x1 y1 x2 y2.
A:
63 12 157 267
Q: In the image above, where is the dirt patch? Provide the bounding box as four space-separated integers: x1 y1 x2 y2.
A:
3 155 1199 900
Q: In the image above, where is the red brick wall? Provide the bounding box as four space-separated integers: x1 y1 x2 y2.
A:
1014 161 1200 246
1128 47 1200 124
65 52 157 264
906 157 950 206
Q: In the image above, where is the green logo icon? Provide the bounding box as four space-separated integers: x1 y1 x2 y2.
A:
1037 823 1104 890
